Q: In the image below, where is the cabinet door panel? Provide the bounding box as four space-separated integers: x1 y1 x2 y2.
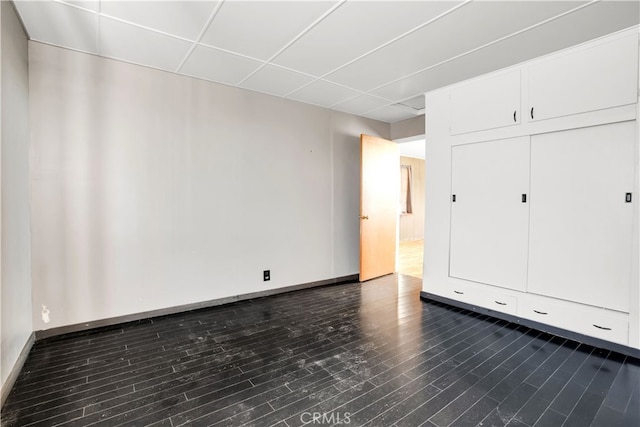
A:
528 34 638 122
450 70 520 135
450 137 530 290
528 121 636 312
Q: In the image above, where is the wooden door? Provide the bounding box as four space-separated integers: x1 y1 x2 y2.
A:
360 134 399 282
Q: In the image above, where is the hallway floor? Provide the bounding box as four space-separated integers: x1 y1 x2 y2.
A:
2 274 638 426
398 239 424 279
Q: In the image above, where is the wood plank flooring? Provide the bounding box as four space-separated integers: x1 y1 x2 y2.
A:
1 274 638 426
399 239 424 279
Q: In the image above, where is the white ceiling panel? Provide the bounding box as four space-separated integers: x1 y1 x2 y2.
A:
363 105 415 123
14 0 98 53
99 16 193 72
12 1 640 123
287 80 362 108
326 1 588 91
373 0 640 102
398 95 425 110
370 75 432 104
273 0 462 76
181 44 263 86
240 65 315 97
200 1 338 61
100 1 219 41
331 94 393 116
57 1 99 13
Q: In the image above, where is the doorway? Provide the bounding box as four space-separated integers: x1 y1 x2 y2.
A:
397 137 425 279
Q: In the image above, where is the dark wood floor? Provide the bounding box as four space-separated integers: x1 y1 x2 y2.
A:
1 274 639 426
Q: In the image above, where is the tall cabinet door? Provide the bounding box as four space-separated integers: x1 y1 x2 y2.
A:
450 136 530 291
528 121 636 312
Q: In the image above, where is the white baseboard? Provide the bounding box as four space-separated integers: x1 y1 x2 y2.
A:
1 332 35 408
35 274 359 340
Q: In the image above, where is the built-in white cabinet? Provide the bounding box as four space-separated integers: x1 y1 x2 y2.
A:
528 34 638 123
520 294 629 345
528 122 636 312
425 28 639 349
449 137 530 291
444 280 481 306
450 70 521 135
432 280 518 317
449 33 638 136
483 292 517 316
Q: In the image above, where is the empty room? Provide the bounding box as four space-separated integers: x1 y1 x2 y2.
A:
1 1 639 426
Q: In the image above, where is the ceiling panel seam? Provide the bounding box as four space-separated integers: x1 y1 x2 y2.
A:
283 77 381 106
234 0 347 88
45 0 100 54
174 0 226 73
51 0 94 14
52 0 212 52
326 93 396 117
319 1 470 78
241 61 321 80
357 0 599 97
184 42 268 66
358 1 601 120
281 0 470 100
329 92 394 108
365 102 424 117
98 14 196 44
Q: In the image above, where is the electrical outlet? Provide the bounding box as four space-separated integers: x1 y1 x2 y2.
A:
263 270 270 281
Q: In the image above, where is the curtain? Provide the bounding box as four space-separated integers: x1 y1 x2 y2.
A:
400 165 413 214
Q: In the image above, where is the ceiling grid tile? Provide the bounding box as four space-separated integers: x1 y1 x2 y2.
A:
13 0 640 123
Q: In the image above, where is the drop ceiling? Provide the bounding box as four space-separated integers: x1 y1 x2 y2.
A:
12 0 640 123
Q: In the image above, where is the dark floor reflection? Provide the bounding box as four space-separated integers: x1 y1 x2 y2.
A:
2 274 638 427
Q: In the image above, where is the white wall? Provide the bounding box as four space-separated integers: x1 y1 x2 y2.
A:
1 1 32 392
29 42 389 331
422 88 451 287
390 115 425 141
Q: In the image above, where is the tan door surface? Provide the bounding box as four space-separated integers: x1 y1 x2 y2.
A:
360 134 399 282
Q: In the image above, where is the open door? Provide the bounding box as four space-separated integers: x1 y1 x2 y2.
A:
360 134 399 281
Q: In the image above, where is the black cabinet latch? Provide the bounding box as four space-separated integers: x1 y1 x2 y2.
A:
452 194 456 202
626 193 632 203
522 194 527 203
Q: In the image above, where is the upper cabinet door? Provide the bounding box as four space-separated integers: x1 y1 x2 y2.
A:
450 136 530 291
528 34 638 123
527 121 636 313
450 70 521 135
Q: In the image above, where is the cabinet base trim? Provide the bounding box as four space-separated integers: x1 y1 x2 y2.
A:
420 291 640 359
